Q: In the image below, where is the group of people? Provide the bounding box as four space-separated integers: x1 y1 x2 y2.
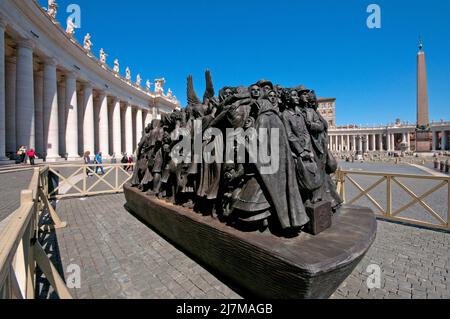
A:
130 71 342 236
83 151 135 176
16 146 37 165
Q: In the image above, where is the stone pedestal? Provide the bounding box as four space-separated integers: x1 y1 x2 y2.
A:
416 131 432 152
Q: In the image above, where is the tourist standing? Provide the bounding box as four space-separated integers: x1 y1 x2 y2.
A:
127 154 134 172
26 148 36 166
121 153 128 169
95 152 105 175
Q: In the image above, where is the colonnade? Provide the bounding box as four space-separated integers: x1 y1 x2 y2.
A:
328 132 411 153
0 18 162 161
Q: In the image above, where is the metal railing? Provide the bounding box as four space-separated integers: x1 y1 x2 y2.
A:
47 163 135 199
336 169 450 231
0 167 72 299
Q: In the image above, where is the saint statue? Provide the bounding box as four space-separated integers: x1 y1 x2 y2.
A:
113 59 120 74
47 0 58 19
154 78 166 95
99 48 107 64
126 67 131 82
83 33 93 52
146 80 151 92
136 74 142 87
66 16 75 36
167 89 173 98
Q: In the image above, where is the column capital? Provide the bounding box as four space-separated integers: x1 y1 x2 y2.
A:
113 97 121 104
16 38 35 50
44 57 58 66
65 71 77 80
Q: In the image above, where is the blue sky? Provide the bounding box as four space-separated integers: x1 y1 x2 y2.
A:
38 0 450 126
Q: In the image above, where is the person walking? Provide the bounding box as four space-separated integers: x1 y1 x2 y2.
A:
83 151 93 177
26 148 36 166
95 152 105 175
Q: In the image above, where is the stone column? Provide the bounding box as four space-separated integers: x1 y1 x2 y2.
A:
346 135 350 151
0 20 7 160
16 39 35 150
387 133 391 151
364 135 369 152
371 135 376 151
43 59 59 160
57 79 66 156
34 69 44 156
136 108 143 148
351 135 356 151
65 72 79 159
391 134 395 151
125 104 133 155
358 137 362 152
112 98 122 156
431 131 437 151
98 92 109 156
442 130 448 151
77 90 84 156
82 84 95 154
5 57 16 155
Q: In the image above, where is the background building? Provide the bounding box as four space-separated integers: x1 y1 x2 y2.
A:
318 98 336 128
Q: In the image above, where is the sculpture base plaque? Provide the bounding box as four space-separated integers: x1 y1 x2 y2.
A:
124 184 377 299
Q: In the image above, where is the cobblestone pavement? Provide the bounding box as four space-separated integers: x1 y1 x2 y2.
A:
40 193 450 299
49 194 242 299
331 220 450 299
0 169 34 222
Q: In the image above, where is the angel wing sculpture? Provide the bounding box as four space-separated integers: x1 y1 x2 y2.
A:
203 69 215 105
187 75 201 106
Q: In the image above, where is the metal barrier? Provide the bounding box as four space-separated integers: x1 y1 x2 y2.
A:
336 169 450 231
0 167 72 299
47 163 135 199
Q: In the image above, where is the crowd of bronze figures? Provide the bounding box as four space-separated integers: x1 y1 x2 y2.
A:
130 71 342 236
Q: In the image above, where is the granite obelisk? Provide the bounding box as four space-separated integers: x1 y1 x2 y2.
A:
415 37 432 152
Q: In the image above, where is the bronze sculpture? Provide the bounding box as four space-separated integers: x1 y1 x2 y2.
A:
130 70 342 237
124 71 376 299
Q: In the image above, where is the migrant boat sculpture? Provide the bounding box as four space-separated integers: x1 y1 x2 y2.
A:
124 71 377 299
